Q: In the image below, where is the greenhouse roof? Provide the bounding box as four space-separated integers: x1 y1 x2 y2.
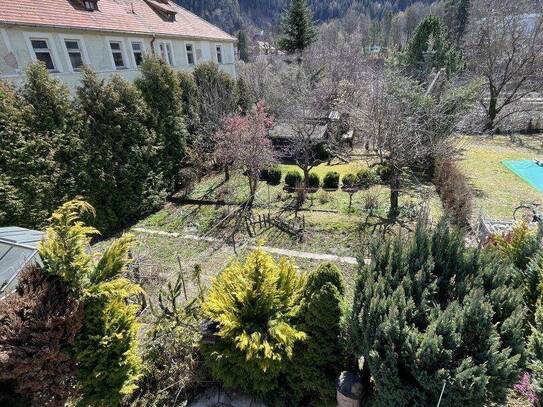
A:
0 226 43 296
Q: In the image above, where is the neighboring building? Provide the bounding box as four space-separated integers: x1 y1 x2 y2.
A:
0 0 237 89
0 227 43 297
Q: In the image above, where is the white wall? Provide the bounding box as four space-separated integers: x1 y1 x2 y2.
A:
0 25 236 90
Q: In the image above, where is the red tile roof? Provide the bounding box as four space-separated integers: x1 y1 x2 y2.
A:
0 0 236 42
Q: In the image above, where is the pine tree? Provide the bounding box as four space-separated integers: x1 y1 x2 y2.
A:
278 0 318 56
351 222 524 407
202 248 306 396
285 263 345 406
399 15 462 81
237 30 250 62
136 56 189 191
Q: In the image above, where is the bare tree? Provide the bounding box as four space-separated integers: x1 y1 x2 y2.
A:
463 0 543 131
347 67 479 217
214 101 276 208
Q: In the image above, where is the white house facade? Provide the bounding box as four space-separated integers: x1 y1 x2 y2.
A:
0 0 236 89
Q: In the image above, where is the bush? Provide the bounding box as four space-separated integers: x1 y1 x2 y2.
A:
433 160 473 227
260 168 271 182
267 166 282 186
351 222 524 406
528 301 543 400
487 222 541 271
202 248 306 396
356 168 379 189
39 200 143 406
323 171 340 190
342 173 358 189
285 171 303 188
373 163 391 183
136 269 209 405
285 263 345 405
306 172 320 189
0 265 83 405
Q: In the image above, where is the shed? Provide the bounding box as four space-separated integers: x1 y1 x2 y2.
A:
0 226 44 296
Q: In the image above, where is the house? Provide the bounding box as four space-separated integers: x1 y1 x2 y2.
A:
0 0 237 89
0 227 44 297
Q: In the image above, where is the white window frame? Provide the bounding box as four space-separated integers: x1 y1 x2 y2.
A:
59 34 90 73
23 32 63 72
185 42 195 65
129 39 146 68
106 37 130 70
156 40 176 67
215 44 223 64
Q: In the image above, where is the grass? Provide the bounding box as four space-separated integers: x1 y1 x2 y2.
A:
458 135 543 219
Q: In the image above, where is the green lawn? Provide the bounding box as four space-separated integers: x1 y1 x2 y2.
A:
458 135 543 219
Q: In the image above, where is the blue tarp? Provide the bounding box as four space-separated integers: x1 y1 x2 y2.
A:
503 159 543 193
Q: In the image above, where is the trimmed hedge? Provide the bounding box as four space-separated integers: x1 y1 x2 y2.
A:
285 171 303 188
342 173 358 189
323 171 340 190
356 168 379 189
306 173 320 189
373 163 391 183
267 167 282 186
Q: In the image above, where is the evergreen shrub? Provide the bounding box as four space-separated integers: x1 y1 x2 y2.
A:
306 172 320 189
323 171 340 190
285 171 303 188
267 167 282 186
351 222 524 406
342 173 358 189
356 168 379 189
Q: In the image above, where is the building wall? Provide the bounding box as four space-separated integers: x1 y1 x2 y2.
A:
0 24 236 90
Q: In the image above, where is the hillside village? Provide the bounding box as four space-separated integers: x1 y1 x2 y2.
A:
2 0 543 406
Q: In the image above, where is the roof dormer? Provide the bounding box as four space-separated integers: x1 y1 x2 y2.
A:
144 0 177 22
81 0 99 11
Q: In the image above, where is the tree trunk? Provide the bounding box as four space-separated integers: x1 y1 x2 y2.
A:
302 167 310 190
224 165 230 182
247 176 257 209
486 95 498 132
389 167 401 219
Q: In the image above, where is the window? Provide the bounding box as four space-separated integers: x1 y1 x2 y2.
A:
109 41 127 69
83 0 98 11
158 41 174 66
64 39 84 71
131 41 144 66
186 44 194 65
30 38 56 70
216 45 223 64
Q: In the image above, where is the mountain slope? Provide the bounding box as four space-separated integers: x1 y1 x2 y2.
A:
175 0 435 33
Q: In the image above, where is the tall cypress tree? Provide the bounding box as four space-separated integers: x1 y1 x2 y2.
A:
445 0 470 45
237 30 250 62
77 68 164 233
278 0 318 56
136 56 189 191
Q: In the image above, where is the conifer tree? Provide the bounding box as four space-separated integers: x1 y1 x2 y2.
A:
237 30 250 62
0 82 25 225
0 63 83 228
285 263 345 405
528 300 543 398
351 222 524 407
278 0 318 56
136 56 189 191
193 61 238 147
77 68 164 233
177 71 201 136
445 0 470 45
399 15 462 81
39 200 143 406
202 248 306 396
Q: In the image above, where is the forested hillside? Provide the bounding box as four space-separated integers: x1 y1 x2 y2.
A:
175 0 435 33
